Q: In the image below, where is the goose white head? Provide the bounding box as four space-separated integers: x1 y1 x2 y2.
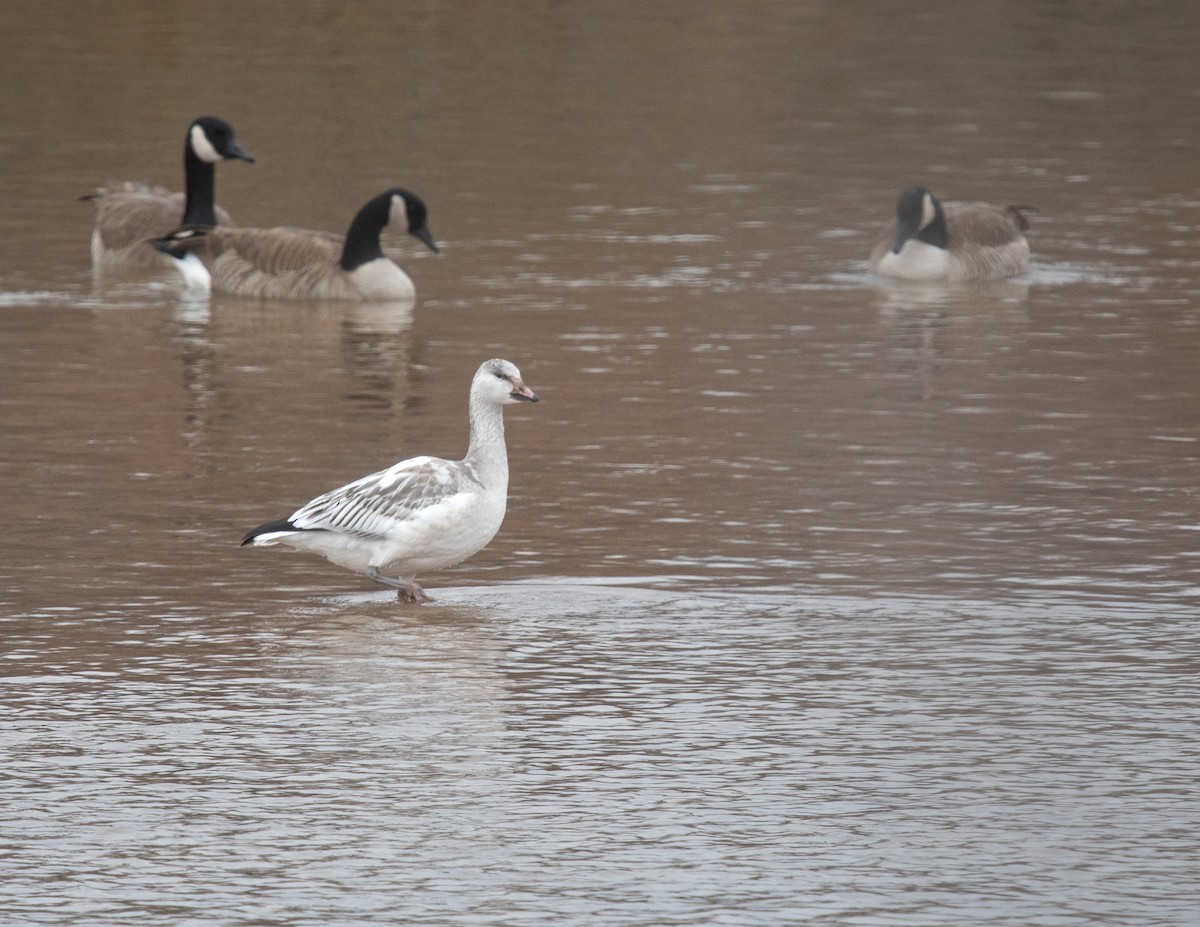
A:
475 358 539 405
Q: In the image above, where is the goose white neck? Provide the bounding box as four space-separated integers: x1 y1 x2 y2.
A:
464 395 509 479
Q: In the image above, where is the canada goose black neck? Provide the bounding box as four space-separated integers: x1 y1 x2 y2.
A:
180 140 219 227
894 185 948 252
339 188 435 272
178 116 254 227
339 192 392 271
915 197 949 249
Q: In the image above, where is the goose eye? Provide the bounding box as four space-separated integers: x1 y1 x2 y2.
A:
494 372 507 381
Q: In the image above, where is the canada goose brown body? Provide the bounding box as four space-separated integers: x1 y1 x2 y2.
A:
869 186 1032 281
84 116 254 272
153 188 438 301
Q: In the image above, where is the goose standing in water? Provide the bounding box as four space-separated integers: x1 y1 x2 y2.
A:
152 188 438 301
83 115 254 272
869 185 1033 281
242 359 539 603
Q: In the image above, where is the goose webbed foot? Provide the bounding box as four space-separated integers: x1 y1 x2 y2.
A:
367 567 432 604
397 583 432 604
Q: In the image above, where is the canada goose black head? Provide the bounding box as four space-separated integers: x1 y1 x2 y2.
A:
187 116 256 166
177 116 254 228
340 188 439 272
892 185 947 253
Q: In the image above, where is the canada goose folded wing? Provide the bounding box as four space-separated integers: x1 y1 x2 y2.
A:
947 203 1031 246
208 230 357 300
206 227 344 274
85 185 235 256
158 225 357 300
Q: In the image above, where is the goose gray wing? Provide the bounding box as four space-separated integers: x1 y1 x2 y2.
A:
944 203 1028 247
288 456 475 540
86 184 235 251
202 226 344 275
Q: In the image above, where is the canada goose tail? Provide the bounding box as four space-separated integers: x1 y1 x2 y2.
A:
149 226 213 290
1006 204 1040 231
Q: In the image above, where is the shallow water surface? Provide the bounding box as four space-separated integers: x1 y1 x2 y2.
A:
6 586 1197 926
2 2 1199 925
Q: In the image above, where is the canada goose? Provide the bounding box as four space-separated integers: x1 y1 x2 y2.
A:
83 115 254 272
242 358 540 602
869 185 1033 281
152 188 439 301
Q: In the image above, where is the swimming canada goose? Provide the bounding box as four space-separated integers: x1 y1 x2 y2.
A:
242 358 540 602
869 185 1033 281
83 115 254 272
151 188 439 301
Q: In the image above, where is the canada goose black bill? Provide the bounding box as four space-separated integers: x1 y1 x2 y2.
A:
152 188 438 301
84 115 255 272
868 185 1032 282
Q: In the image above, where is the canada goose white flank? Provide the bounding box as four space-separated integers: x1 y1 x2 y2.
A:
152 188 438 301
83 115 254 272
869 185 1033 281
242 359 539 602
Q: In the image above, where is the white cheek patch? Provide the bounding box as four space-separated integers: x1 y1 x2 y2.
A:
920 192 936 231
189 124 223 163
389 195 406 229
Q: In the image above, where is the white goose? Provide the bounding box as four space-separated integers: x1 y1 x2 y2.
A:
242 359 540 602
869 185 1033 281
83 115 255 272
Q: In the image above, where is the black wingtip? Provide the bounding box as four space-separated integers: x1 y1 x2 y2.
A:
241 517 297 546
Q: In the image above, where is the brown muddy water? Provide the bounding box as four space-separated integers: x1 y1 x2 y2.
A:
2 3 1199 925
